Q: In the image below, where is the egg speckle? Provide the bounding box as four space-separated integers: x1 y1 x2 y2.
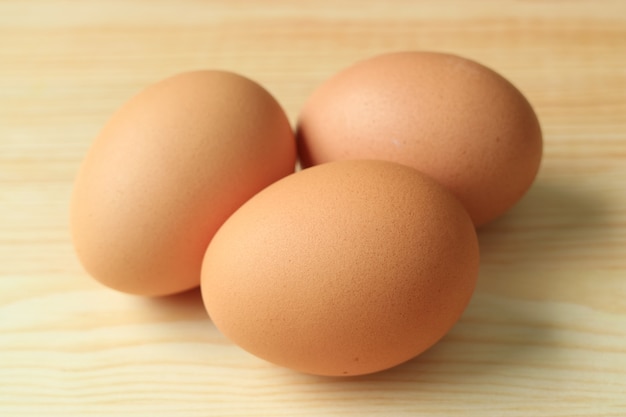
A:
201 160 479 376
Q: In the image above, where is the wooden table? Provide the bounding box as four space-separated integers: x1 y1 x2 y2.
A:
1 1 625 415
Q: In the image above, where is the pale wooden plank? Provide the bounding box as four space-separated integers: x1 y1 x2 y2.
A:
1 0 625 415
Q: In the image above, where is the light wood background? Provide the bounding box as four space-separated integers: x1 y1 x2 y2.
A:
1 1 625 415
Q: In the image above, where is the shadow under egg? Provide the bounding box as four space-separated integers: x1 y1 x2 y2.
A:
136 286 210 322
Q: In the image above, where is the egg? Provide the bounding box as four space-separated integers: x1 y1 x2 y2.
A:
71 70 296 296
201 160 479 376
296 51 543 227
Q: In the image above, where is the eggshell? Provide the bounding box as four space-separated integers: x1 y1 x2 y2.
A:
201 160 479 376
296 51 543 227
71 70 296 296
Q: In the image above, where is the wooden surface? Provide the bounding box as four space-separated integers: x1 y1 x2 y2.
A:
1 1 625 415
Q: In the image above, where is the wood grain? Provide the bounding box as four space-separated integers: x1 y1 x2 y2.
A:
1 0 625 415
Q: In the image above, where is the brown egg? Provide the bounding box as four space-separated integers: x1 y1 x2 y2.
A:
297 51 543 227
71 70 296 296
201 160 479 376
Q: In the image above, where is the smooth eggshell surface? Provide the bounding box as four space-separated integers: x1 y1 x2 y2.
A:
297 51 543 226
71 70 296 296
201 160 480 376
